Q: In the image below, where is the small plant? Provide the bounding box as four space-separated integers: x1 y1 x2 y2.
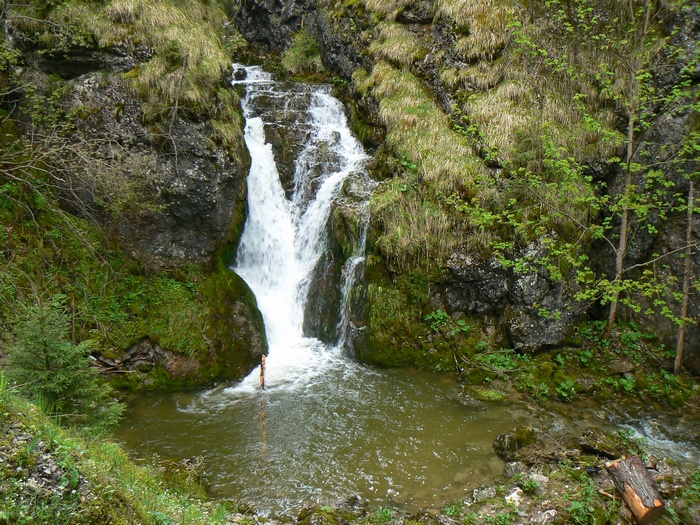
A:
282 30 323 74
424 309 450 332
462 513 478 525
486 511 514 525
522 478 541 494
566 500 597 525
444 504 461 517
375 508 393 523
556 380 577 401
619 376 636 393
450 318 470 336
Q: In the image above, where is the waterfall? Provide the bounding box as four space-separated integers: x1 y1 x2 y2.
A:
230 65 373 392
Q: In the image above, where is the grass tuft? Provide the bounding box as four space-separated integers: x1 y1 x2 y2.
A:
369 21 427 66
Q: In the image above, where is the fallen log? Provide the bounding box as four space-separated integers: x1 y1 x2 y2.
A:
605 456 665 524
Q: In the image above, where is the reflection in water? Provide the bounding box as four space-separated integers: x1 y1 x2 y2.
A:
117 365 531 514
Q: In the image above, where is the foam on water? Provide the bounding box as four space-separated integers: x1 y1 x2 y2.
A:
225 65 369 394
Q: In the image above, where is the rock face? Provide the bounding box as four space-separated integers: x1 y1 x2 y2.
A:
227 0 700 370
53 68 250 267
11 29 265 386
441 250 579 352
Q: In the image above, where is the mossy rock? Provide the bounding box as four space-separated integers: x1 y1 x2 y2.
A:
465 386 506 402
298 506 357 525
579 427 642 460
199 266 267 383
493 426 537 461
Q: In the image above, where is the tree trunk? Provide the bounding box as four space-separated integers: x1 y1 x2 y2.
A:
604 0 651 339
604 88 636 340
674 180 695 375
605 456 665 525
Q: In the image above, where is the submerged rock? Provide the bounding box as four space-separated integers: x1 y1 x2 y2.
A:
493 426 537 462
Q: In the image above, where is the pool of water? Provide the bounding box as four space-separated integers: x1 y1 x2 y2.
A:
115 353 533 515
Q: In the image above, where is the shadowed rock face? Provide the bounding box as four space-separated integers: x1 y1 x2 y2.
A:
55 68 250 267
441 248 579 353
12 35 264 386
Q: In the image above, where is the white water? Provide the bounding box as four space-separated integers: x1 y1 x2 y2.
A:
230 65 370 393
116 66 700 515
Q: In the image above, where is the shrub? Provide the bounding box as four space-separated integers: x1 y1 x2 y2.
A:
6 293 123 430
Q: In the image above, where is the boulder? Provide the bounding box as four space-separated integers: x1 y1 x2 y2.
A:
493 426 537 462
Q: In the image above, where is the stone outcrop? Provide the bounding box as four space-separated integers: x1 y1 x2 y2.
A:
226 0 700 371
9 24 265 386
43 67 249 267
441 249 580 352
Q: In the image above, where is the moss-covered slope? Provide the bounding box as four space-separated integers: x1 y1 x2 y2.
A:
1 0 267 389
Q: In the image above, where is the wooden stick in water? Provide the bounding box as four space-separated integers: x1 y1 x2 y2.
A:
260 354 266 390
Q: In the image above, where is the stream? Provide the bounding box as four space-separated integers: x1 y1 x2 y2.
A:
115 66 700 516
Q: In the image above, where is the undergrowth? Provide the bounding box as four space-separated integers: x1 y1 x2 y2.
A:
0 380 236 524
458 321 697 407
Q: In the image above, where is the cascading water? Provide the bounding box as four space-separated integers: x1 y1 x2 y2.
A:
230 65 373 391
115 65 700 516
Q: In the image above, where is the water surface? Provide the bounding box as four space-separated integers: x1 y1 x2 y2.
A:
117 361 531 514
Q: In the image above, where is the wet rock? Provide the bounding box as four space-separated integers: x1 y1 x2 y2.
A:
472 486 497 503
651 458 688 499
673 498 700 524
464 386 506 402
297 505 357 525
442 247 579 353
503 461 528 479
336 495 368 517
579 427 636 460
493 426 537 462
533 509 558 525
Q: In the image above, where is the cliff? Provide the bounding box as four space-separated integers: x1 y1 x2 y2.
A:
0 0 267 388
226 0 700 373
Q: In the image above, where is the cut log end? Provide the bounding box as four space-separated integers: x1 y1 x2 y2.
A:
605 456 665 525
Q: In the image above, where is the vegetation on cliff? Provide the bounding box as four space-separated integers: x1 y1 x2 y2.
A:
1 0 265 395
287 0 700 373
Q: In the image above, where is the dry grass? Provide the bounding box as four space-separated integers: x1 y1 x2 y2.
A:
439 67 460 89
282 30 324 74
359 61 492 269
449 9 620 167
46 0 236 132
370 180 463 272
362 0 412 18
369 21 427 66
363 61 485 194
437 0 518 61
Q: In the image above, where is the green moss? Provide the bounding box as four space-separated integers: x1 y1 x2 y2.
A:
0 173 264 392
465 386 506 402
281 30 324 76
200 264 267 380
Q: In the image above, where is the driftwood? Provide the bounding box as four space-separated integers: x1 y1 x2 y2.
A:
605 456 665 525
